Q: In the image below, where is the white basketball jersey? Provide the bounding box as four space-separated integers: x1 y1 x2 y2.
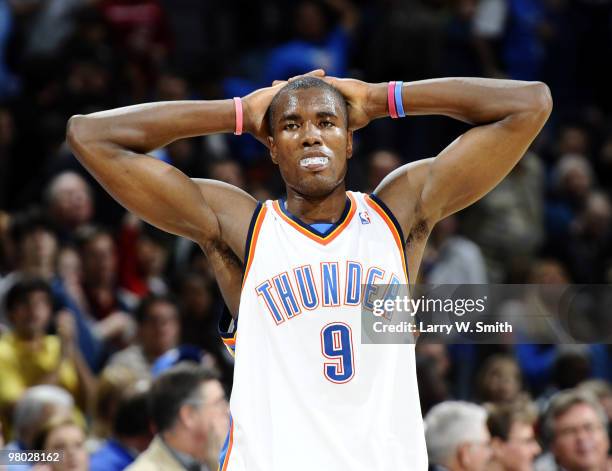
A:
218 191 428 471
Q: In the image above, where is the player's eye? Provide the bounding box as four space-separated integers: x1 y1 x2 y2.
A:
321 121 334 128
284 123 299 130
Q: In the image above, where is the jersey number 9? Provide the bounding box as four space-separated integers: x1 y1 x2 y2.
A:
320 322 354 383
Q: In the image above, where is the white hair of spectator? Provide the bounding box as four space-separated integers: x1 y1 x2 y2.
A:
424 401 488 465
542 389 608 445
44 171 92 206
553 153 593 190
12 385 74 441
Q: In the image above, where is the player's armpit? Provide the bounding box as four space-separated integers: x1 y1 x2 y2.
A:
192 179 258 261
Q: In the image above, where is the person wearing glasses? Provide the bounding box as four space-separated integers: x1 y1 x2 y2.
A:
536 390 610 471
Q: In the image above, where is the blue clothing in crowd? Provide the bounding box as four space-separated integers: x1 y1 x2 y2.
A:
90 439 136 471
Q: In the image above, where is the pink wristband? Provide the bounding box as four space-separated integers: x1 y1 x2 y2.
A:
388 81 398 119
233 97 243 135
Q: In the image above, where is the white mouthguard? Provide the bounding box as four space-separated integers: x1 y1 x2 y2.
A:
300 157 329 167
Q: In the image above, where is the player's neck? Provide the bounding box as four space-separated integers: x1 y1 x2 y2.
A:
285 185 347 224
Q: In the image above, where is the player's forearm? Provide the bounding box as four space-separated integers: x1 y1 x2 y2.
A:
67 99 236 154
367 77 552 125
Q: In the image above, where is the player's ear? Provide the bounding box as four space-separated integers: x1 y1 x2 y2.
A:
346 130 353 160
268 136 279 165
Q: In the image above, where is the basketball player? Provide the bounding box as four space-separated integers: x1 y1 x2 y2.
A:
66 70 552 470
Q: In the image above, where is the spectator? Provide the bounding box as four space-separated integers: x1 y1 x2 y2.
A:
177 273 232 380
0 279 95 431
577 380 612 426
366 150 402 193
501 259 611 393
118 214 170 300
208 158 247 190
486 399 541 471
476 355 524 405
2 385 75 453
125 364 228 471
0 209 58 324
70 225 136 351
52 242 106 372
501 0 551 81
423 215 488 284
107 295 180 381
98 0 172 99
546 154 594 244
564 192 612 283
472 0 508 78
441 0 482 77
416 344 452 415
17 0 93 60
44 172 95 243
262 0 358 86
90 386 152 471
462 152 545 282
32 416 89 471
537 390 610 471
89 365 140 446
425 401 492 471
556 125 591 160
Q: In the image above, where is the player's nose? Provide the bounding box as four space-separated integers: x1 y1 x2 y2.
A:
301 121 322 147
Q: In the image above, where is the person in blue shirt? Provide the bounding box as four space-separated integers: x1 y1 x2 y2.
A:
90 388 153 471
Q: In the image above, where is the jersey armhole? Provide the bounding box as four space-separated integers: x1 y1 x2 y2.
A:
218 201 266 354
367 193 411 285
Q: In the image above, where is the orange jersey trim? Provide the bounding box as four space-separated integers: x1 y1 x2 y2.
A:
219 416 234 471
272 192 357 246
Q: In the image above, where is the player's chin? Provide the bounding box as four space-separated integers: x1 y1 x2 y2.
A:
295 177 341 198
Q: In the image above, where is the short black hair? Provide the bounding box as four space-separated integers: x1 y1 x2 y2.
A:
5 278 53 313
113 389 151 437
266 76 348 135
134 294 178 325
149 364 218 433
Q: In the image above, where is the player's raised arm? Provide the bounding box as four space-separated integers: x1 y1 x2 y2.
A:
323 76 552 236
65 77 306 258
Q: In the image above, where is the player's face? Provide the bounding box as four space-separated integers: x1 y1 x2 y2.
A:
268 88 353 198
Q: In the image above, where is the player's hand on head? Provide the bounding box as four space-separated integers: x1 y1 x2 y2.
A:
242 82 287 146
321 76 372 131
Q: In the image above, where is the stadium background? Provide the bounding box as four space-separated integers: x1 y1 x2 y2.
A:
0 0 610 469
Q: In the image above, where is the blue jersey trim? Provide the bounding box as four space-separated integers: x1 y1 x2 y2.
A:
369 193 411 285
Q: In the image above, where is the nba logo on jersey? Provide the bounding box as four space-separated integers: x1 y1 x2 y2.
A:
359 210 371 224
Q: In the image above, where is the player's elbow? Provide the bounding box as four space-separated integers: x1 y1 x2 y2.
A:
66 114 90 151
528 81 553 116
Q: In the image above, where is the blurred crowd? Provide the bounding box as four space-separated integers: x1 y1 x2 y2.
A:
0 0 611 470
